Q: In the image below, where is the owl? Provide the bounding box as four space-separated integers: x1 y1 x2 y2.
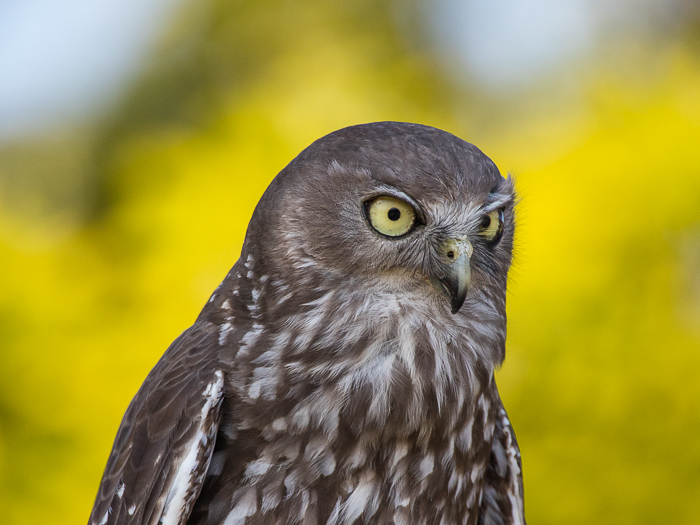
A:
89 122 525 525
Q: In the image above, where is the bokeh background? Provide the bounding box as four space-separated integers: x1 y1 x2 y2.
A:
1 0 700 523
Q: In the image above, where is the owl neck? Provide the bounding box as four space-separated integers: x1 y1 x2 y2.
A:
214 256 505 437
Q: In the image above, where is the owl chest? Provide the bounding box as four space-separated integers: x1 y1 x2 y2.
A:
214 409 494 525
216 323 498 524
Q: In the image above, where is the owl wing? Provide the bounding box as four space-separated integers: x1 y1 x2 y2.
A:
88 324 225 525
478 399 526 525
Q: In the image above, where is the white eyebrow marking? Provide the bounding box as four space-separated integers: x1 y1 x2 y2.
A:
482 192 512 212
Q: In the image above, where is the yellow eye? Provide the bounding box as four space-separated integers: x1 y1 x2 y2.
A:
480 209 504 245
365 196 417 237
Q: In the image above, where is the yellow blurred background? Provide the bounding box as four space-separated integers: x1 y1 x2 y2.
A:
1 0 699 523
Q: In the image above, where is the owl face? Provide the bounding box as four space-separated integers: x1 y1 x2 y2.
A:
247 122 515 319
359 183 512 313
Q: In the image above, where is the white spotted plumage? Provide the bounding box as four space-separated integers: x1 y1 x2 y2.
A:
88 122 525 525
160 371 224 525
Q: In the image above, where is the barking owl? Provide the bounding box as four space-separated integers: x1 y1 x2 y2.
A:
89 122 525 525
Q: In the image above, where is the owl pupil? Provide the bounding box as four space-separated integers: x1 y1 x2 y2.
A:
481 215 491 229
387 208 401 221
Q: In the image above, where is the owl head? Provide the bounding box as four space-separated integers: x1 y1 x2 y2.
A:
242 121 515 321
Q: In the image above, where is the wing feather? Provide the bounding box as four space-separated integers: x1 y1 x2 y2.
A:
478 398 526 525
88 324 225 525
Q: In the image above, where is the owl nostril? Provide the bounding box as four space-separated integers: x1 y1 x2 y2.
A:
447 250 455 259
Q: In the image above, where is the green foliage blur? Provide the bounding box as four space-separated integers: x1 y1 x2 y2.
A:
1 1 699 523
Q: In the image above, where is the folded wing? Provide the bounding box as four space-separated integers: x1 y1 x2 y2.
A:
478 399 526 525
89 327 225 525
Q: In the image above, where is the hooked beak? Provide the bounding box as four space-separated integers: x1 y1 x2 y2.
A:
432 237 472 314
